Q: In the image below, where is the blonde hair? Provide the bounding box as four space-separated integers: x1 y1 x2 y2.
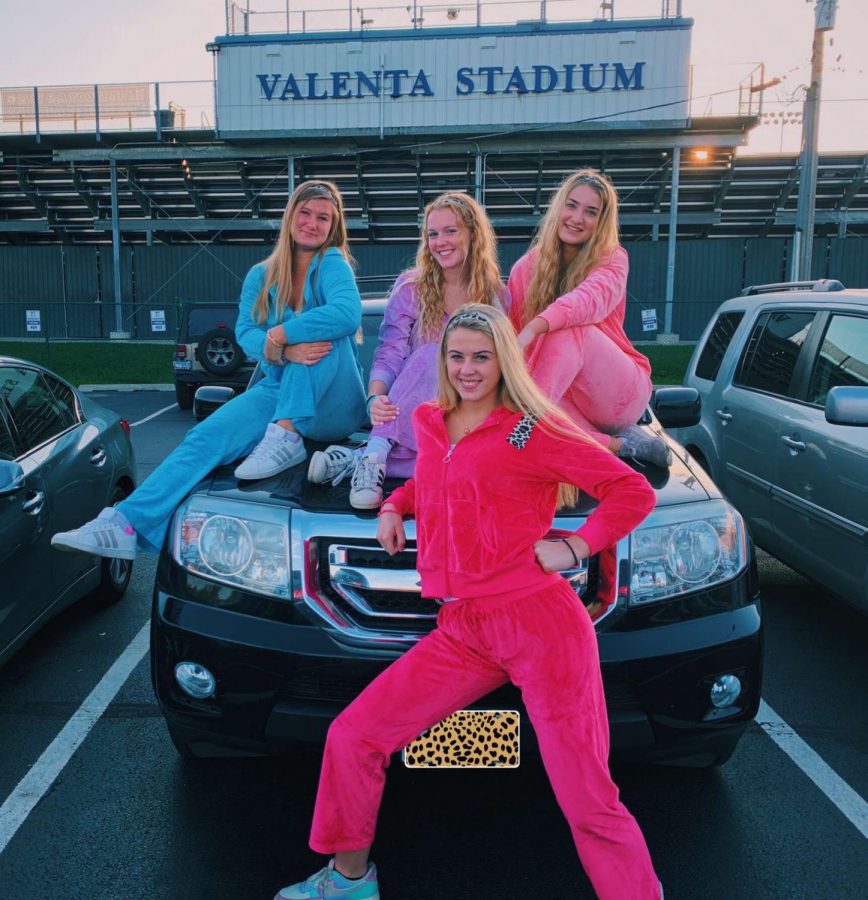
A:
413 192 502 340
253 180 352 324
436 304 598 508
521 168 621 325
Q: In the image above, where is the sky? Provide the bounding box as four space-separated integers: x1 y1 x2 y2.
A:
0 0 866 154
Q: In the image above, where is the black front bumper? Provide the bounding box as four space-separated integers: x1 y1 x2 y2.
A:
151 563 762 766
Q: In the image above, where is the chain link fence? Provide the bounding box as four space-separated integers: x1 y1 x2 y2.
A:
0 295 721 344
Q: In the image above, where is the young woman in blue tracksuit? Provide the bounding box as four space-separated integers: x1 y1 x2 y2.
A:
52 180 366 559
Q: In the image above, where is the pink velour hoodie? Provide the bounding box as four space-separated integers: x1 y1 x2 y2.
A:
383 403 655 604
508 245 651 378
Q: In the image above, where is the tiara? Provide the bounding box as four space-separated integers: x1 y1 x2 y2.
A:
448 310 489 327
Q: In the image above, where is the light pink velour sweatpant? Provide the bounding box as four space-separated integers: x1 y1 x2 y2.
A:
526 324 652 448
309 580 661 900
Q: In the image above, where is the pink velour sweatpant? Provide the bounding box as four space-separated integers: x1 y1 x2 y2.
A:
309 580 660 900
526 324 652 448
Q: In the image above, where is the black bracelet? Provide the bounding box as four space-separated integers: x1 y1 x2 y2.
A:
561 538 580 568
366 394 379 414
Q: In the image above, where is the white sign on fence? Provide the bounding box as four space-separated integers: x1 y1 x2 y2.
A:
641 308 658 332
25 310 41 332
150 309 167 332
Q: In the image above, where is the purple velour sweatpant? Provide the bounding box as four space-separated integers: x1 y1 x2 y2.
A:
308 580 661 900
370 341 439 479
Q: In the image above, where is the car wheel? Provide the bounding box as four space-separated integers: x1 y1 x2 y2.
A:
196 328 245 376
174 380 195 410
92 488 134 605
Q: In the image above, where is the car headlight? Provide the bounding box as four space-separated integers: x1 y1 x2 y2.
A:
628 499 747 604
172 495 290 598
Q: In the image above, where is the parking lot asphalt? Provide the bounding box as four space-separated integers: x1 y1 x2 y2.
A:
0 391 866 900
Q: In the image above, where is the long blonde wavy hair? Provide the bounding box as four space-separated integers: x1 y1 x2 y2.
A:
253 179 353 324
413 192 502 340
520 169 621 325
436 303 599 508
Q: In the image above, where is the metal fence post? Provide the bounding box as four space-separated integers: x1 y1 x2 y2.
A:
155 82 162 140
663 146 681 336
109 159 126 337
94 85 101 142
33 86 41 144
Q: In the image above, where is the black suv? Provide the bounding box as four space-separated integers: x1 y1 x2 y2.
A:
172 302 254 410
152 300 762 768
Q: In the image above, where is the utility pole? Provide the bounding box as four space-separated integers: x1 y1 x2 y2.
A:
791 0 837 281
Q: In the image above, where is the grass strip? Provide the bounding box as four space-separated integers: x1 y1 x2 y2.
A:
0 341 175 387
0 340 695 388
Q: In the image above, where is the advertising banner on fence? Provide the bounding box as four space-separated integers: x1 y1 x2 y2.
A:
215 19 691 137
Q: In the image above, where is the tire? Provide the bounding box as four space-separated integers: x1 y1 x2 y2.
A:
195 328 244 376
174 380 195 410
91 487 134 605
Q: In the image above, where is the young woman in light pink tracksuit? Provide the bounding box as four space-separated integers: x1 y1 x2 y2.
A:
274 304 663 900
509 168 671 468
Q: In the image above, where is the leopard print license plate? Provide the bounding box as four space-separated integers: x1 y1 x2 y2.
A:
402 710 520 768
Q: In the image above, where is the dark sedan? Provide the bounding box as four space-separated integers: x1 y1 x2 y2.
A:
0 357 136 667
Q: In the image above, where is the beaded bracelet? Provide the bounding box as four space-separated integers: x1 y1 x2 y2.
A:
561 538 580 568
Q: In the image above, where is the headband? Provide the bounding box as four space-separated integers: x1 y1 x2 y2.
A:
447 310 490 328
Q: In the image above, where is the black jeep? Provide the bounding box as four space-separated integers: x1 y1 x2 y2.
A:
172 302 254 411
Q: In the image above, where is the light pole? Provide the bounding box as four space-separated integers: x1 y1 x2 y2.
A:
791 0 837 281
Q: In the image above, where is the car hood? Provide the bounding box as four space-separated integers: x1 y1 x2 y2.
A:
203 444 711 514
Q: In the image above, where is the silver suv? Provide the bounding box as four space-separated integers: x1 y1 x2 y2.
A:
672 280 868 614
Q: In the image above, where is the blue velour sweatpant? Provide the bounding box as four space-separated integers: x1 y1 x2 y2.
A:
118 349 365 553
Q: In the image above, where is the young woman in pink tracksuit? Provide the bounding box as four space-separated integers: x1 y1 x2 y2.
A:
509 168 671 468
275 304 663 900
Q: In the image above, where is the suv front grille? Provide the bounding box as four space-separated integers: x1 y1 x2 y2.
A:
317 539 437 635
310 537 600 640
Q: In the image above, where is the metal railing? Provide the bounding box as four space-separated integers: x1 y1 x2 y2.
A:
224 0 684 35
0 80 213 141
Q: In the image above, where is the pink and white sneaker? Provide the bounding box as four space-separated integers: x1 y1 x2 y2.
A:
51 507 137 560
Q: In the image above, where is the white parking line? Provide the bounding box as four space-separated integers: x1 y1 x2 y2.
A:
758 699 868 840
0 621 150 856
130 402 178 428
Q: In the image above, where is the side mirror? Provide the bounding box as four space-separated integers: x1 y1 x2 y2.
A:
651 387 701 429
0 460 25 496
194 385 236 422
825 386 868 426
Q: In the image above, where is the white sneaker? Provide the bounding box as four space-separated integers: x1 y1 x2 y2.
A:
234 423 306 480
349 454 386 510
308 445 357 486
51 507 137 560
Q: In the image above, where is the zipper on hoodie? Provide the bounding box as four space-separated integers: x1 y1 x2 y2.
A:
441 433 454 597
436 410 506 598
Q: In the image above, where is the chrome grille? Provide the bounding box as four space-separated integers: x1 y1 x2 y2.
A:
293 510 615 646
320 540 438 634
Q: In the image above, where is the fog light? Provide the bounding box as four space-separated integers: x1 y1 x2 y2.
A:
175 661 216 699
710 674 742 708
